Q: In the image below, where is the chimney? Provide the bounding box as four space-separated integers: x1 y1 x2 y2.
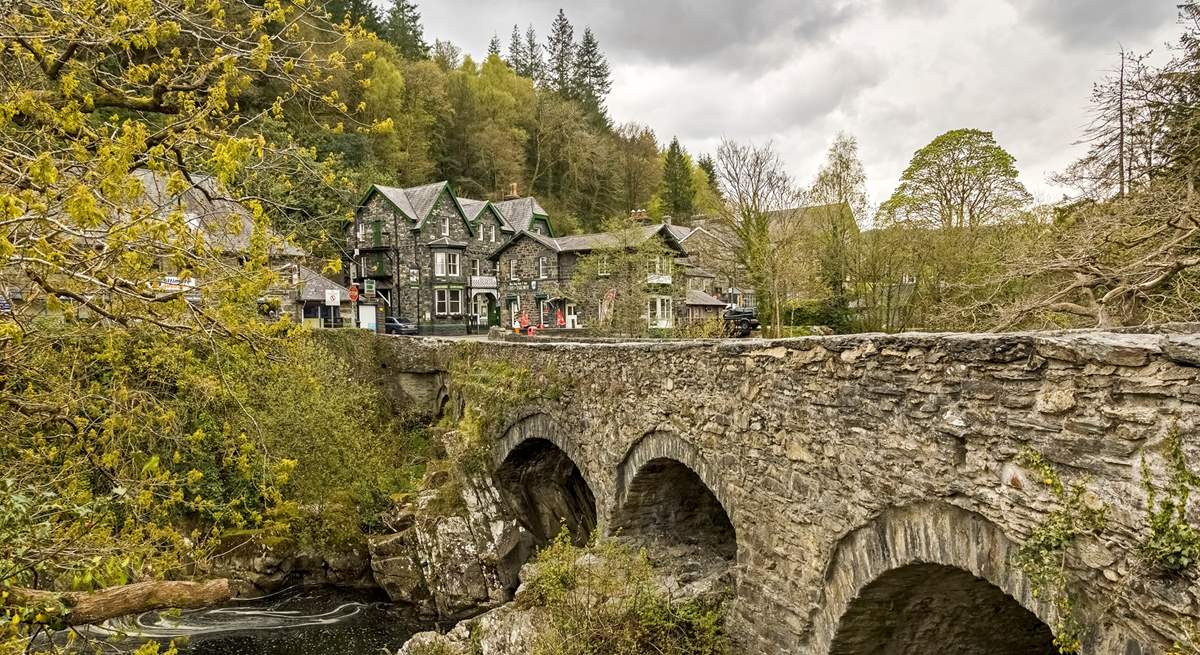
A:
663 215 673 226
504 182 519 200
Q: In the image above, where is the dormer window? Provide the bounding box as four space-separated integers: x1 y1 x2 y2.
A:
441 214 450 236
489 225 496 242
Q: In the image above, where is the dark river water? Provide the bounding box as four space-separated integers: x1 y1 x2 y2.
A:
74 587 433 655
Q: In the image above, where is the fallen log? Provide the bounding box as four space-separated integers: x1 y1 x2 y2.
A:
4 578 234 625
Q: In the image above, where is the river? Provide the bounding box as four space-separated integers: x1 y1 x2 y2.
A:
63 587 433 655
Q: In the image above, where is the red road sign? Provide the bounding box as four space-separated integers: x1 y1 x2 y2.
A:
348 284 360 302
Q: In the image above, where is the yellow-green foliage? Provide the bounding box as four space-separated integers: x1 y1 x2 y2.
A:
520 532 730 655
0 324 432 641
1014 449 1108 654
1140 427 1200 574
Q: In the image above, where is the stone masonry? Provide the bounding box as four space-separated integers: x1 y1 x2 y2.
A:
365 326 1200 654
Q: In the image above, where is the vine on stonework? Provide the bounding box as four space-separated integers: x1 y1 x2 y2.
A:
1014 448 1108 654
1139 426 1200 575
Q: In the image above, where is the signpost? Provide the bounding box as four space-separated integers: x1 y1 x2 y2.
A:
364 279 376 298
324 289 340 306
348 284 360 302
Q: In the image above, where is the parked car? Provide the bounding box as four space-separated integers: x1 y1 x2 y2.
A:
384 316 418 335
723 307 760 337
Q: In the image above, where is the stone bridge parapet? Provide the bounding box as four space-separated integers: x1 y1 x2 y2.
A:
366 327 1200 654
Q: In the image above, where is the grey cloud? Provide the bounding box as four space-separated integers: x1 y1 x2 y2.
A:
1011 0 1178 47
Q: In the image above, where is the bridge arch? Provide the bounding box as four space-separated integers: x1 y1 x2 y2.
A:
610 431 737 561
493 413 598 548
811 502 1058 655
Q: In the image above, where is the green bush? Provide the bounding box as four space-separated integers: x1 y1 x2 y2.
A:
521 532 731 655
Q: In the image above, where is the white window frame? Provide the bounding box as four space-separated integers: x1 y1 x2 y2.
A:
471 258 481 276
441 214 450 236
509 259 518 281
490 225 497 242
598 255 610 277
446 252 460 276
647 295 673 328
434 252 446 277
477 225 483 241
538 256 548 279
435 289 463 315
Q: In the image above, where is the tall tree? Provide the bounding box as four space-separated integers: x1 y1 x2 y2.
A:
433 39 463 71
697 154 722 199
572 27 612 126
714 140 807 337
507 25 527 74
614 124 662 214
661 137 696 219
882 128 1032 228
488 33 503 59
380 0 429 59
525 25 545 83
545 9 576 96
808 133 866 304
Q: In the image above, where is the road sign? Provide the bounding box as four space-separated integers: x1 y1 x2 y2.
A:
348 284 360 302
324 289 340 306
364 279 376 297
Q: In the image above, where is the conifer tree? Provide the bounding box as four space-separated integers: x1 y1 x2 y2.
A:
698 154 722 199
326 0 381 33
508 25 527 73
545 9 576 95
662 137 696 218
381 0 429 60
525 24 545 83
488 34 502 59
572 27 612 126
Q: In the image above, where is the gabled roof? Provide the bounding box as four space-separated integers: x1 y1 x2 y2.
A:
458 198 515 232
493 196 550 233
667 224 696 242
686 289 727 307
132 168 305 257
426 235 470 249
364 181 475 236
487 223 687 260
296 264 349 302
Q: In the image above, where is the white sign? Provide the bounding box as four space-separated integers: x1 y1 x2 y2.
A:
324 289 341 306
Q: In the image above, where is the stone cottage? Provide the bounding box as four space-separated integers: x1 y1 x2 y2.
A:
349 181 555 334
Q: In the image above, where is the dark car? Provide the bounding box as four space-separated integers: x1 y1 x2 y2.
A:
384 316 419 336
723 307 760 338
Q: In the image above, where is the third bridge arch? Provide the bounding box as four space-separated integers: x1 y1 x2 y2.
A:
412 328 1200 653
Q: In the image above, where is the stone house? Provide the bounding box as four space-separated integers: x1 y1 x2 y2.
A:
487 223 689 331
349 181 553 334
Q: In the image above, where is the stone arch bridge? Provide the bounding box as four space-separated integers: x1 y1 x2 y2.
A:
374 328 1200 654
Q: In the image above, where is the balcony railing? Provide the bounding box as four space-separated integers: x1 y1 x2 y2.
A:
646 273 672 285
470 275 498 289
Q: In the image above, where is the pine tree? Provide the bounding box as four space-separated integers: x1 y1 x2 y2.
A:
661 137 696 218
572 27 612 126
545 9 575 95
524 25 544 83
380 0 428 60
488 34 502 59
698 154 722 199
507 25 526 74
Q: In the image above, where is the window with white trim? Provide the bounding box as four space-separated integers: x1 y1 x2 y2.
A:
598 255 610 276
441 214 450 236
446 252 460 276
646 295 673 328
434 252 446 276
435 289 463 315
537 256 548 279
509 259 518 281
489 225 496 242
471 258 481 276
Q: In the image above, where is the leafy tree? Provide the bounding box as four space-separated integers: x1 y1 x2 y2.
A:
325 0 382 32
572 27 612 126
433 39 463 71
380 0 430 60
661 137 696 219
808 133 867 301
569 215 673 335
0 0 388 634
545 9 576 96
614 123 663 214
882 128 1033 228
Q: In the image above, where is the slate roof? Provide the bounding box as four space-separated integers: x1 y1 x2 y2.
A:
667 224 696 242
296 264 349 302
458 198 515 232
425 236 470 249
369 181 450 224
686 289 728 307
493 196 549 232
132 169 305 257
488 223 687 260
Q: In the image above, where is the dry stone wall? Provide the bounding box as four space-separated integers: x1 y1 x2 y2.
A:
371 327 1200 654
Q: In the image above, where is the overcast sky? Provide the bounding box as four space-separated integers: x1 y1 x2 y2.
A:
419 1 1182 206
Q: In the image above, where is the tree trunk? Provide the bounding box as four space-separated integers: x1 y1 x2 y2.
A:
5 579 234 626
